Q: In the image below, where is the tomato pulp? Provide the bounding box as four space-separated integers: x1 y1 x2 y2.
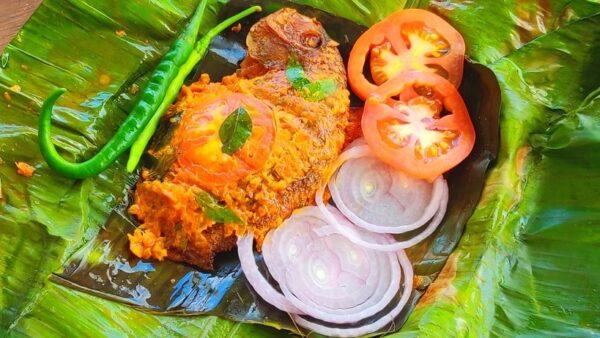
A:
361 72 475 181
348 9 465 100
176 93 276 187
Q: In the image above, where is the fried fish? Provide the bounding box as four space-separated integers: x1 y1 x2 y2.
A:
128 8 350 270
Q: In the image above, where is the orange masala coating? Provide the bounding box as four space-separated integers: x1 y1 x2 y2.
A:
128 8 350 270
15 161 36 177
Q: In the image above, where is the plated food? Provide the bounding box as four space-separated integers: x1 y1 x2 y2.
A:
38 2 475 337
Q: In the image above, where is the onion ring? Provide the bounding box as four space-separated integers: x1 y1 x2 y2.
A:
237 234 302 314
330 155 446 233
238 206 413 333
266 208 401 323
316 181 448 251
291 249 413 338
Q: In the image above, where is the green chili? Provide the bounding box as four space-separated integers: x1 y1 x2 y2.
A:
126 5 262 172
38 0 209 179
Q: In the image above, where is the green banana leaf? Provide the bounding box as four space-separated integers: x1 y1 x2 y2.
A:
0 0 599 337
46 2 500 335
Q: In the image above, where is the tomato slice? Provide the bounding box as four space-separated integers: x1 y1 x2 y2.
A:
348 9 465 100
361 72 475 181
175 93 275 188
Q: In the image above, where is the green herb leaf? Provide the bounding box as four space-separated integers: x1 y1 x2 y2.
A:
286 55 336 102
219 106 253 155
286 56 311 90
195 190 243 224
1 52 8 69
306 79 337 101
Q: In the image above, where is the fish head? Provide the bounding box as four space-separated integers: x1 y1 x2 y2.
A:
246 8 340 71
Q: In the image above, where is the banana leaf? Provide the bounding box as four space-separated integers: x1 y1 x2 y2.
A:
47 2 500 335
0 0 599 337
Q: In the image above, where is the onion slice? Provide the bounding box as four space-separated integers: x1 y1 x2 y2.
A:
330 155 446 233
291 249 413 338
316 182 448 251
238 206 413 334
237 234 302 314
313 137 449 251
264 208 400 323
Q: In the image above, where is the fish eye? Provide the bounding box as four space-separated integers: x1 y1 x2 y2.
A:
302 30 323 48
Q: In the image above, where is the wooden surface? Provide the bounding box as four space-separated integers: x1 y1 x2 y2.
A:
0 0 43 53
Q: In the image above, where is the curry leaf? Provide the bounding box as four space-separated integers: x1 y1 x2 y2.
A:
195 190 243 224
219 106 253 155
285 56 311 89
286 55 336 101
306 78 336 101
